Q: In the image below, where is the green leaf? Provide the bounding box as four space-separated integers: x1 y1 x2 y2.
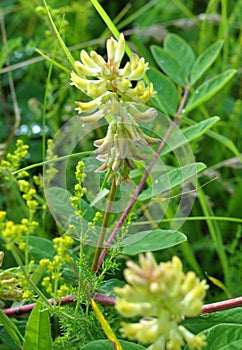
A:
164 34 196 77
147 67 179 115
190 41 224 85
43 0 75 70
27 236 55 262
151 46 186 86
82 339 146 350
185 69 237 113
182 116 242 160
0 309 23 347
182 308 242 334
207 129 242 160
161 117 220 155
46 187 96 231
138 162 206 201
122 229 187 255
23 300 52 350
184 324 242 350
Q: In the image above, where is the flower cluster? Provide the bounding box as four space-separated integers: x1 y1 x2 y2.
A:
71 34 159 181
40 234 73 298
1 139 29 173
0 211 38 251
114 253 208 350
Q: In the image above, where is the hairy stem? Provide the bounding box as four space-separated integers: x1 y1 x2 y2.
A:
91 175 117 272
96 84 190 272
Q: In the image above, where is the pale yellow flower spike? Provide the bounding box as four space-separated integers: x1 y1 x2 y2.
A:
70 33 159 181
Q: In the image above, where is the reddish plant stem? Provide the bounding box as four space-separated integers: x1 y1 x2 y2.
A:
201 296 242 314
2 293 115 317
3 294 242 317
96 85 190 273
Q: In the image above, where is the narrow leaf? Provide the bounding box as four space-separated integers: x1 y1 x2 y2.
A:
164 34 196 77
161 117 220 155
43 0 75 70
90 298 123 350
185 69 237 113
23 300 52 350
147 67 179 115
122 229 187 255
151 46 186 86
138 162 206 201
206 274 232 298
190 41 224 85
182 116 242 160
0 309 23 346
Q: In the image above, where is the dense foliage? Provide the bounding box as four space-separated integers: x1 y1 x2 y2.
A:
0 0 241 349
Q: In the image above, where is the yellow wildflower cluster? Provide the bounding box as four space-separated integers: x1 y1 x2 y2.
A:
71 34 159 179
1 139 29 172
0 211 37 250
115 253 208 350
40 234 73 298
18 180 38 215
70 161 87 212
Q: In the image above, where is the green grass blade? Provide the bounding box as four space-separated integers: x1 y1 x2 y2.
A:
43 0 75 69
0 309 23 346
90 0 132 57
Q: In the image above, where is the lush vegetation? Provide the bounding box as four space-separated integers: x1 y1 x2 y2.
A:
0 0 241 349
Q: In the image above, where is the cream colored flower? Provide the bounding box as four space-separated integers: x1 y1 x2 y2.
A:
115 253 208 350
71 34 158 180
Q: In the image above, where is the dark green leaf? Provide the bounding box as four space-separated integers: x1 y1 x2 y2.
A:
138 162 206 201
184 323 242 350
161 117 220 155
0 310 23 347
23 300 52 350
121 229 187 255
185 69 237 113
151 46 186 86
182 307 242 334
190 41 224 85
82 339 146 350
147 67 179 115
164 34 195 77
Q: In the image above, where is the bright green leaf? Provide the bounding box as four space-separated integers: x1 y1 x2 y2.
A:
23 300 52 350
161 117 220 155
147 67 179 115
185 69 237 113
182 308 242 334
184 324 242 350
138 162 206 201
90 299 123 350
190 41 224 85
151 46 186 86
82 339 146 350
122 229 187 255
164 34 196 77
